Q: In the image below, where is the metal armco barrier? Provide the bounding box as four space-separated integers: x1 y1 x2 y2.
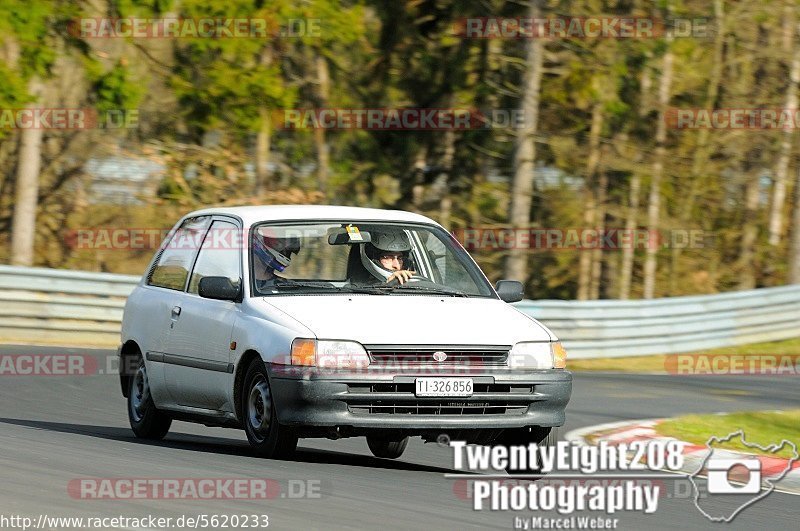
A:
0 265 138 346
1 265 798 358
515 286 800 358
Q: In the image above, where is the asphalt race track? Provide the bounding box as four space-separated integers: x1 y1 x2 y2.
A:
0 344 798 530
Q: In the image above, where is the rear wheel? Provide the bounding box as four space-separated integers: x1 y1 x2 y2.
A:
367 435 409 459
127 352 171 440
242 358 298 459
495 426 559 476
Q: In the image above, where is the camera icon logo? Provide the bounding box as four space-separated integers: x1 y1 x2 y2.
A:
706 458 761 494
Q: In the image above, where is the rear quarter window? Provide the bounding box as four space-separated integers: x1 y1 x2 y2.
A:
147 216 211 290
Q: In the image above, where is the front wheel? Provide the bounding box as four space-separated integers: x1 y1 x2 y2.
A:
367 436 409 459
242 358 298 459
127 353 171 440
495 426 559 476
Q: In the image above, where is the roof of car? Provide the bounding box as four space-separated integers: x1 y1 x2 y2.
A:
185 204 442 227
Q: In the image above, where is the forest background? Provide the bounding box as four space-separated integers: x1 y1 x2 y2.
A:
2 0 799 301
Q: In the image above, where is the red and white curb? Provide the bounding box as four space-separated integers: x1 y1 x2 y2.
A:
564 418 800 496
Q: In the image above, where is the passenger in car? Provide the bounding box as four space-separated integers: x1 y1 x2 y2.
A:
253 233 301 293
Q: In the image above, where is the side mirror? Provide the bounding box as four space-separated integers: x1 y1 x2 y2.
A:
496 280 524 303
198 276 241 301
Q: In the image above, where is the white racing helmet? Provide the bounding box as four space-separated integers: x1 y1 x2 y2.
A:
359 228 412 281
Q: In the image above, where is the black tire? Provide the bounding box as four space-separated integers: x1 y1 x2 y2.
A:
127 352 172 440
241 358 298 459
367 435 409 459
495 426 559 476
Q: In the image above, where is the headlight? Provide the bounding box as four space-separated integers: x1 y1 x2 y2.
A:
508 341 568 369
290 339 370 369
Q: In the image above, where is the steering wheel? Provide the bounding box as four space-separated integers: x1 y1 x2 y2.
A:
386 273 430 286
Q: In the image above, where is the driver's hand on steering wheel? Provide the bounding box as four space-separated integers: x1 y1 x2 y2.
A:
386 270 416 285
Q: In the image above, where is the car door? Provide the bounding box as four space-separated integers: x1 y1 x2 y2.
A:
163 218 242 412
141 215 211 407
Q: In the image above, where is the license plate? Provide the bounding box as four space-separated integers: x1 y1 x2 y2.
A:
415 377 473 397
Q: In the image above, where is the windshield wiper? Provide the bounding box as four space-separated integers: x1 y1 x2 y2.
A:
267 282 469 297
275 283 396 295
337 285 394 295
263 281 339 292
384 284 470 297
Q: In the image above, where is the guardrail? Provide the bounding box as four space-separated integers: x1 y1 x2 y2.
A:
1 265 798 358
0 266 138 346
515 286 800 358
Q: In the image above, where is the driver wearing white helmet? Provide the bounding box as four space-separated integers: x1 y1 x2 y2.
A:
360 229 417 285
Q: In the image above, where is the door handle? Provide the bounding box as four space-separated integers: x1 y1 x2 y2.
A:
171 306 182 318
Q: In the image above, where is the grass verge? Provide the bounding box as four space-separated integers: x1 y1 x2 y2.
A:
656 409 800 459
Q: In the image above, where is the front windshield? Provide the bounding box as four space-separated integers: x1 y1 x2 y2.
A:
250 221 494 298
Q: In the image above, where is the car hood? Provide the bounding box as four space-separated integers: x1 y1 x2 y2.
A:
260 295 554 345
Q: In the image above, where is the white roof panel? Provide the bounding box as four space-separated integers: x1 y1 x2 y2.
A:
185 204 441 228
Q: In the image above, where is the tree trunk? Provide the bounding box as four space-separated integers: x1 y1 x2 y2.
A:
505 0 543 283
604 212 619 300
314 54 330 195
411 145 428 209
790 164 800 282
732 13 760 287
590 168 608 299
576 190 596 300
739 171 760 289
10 78 45 266
643 27 674 299
438 127 456 229
254 46 275 197
768 19 800 246
784 1 796 52
619 171 641 299
577 99 603 300
668 0 725 294
255 106 271 196
313 128 329 194
619 38 657 300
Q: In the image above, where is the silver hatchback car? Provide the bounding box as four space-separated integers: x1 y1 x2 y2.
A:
119 205 571 460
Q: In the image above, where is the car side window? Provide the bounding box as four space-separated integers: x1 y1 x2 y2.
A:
187 220 242 294
423 230 483 293
147 216 211 290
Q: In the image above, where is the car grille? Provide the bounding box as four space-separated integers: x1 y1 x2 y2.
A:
349 403 527 415
365 345 510 365
346 383 534 416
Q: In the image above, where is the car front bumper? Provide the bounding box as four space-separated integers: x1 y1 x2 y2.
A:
268 365 572 431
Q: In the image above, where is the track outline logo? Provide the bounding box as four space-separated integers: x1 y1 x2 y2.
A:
688 430 799 522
